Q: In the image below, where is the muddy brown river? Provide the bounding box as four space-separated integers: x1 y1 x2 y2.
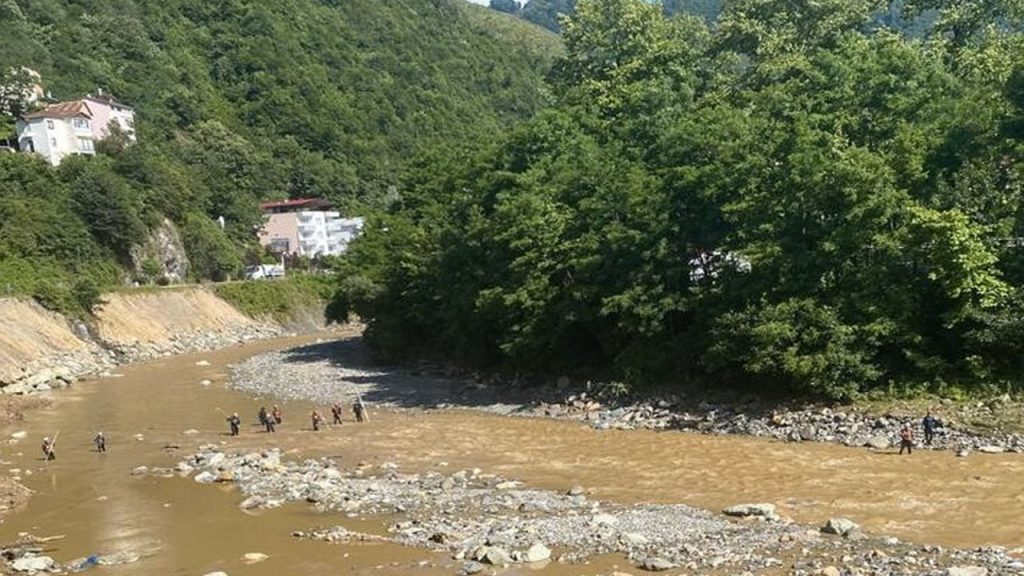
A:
2 335 1022 574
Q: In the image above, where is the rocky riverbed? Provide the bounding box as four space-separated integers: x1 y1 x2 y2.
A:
1 323 284 396
157 447 1024 576
230 339 1024 455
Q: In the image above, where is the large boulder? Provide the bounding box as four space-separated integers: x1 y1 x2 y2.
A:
639 557 676 571
947 567 988 576
522 543 551 563
821 517 859 536
865 435 890 450
12 556 56 572
723 503 776 518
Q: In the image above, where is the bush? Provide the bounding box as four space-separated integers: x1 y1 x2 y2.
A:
704 299 882 400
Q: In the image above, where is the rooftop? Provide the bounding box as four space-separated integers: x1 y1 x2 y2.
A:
22 100 93 120
260 198 333 212
84 93 134 110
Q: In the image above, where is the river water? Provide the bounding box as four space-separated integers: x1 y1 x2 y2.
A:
1 335 1022 575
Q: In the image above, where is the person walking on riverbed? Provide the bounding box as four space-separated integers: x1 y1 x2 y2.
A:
899 424 914 455
227 413 241 436
331 402 343 426
94 432 106 453
922 410 938 446
41 437 56 460
258 406 269 429
272 405 283 425
311 409 323 432
353 396 367 423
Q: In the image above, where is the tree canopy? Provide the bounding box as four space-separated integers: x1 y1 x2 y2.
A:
0 0 559 311
335 0 1024 400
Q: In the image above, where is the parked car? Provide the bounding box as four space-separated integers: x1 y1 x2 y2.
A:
244 264 285 280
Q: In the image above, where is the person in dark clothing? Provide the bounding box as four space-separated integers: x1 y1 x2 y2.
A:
331 403 343 425
899 424 914 455
42 437 56 460
94 432 106 453
258 406 269 428
272 405 283 425
353 397 366 423
922 410 938 446
311 409 323 432
227 413 241 436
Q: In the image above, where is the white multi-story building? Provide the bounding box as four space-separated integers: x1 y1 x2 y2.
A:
258 199 364 257
15 94 136 166
16 100 96 166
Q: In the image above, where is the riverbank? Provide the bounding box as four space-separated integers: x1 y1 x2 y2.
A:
173 446 1023 576
3 334 1024 575
0 283 334 396
230 338 1024 455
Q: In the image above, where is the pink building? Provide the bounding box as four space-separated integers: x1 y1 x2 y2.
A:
258 199 364 257
83 93 136 142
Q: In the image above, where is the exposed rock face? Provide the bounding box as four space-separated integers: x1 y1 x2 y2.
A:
130 218 189 282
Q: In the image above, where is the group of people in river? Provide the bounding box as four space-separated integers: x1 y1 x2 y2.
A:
227 396 368 436
41 400 938 461
37 398 371 461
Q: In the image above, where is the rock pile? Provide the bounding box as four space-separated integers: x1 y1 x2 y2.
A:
172 448 1024 576
536 393 1024 454
107 324 283 365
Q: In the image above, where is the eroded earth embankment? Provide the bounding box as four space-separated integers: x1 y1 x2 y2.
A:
0 287 299 395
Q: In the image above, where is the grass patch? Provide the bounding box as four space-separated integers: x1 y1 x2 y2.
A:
213 274 334 322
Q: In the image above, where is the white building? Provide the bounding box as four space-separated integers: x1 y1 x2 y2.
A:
16 100 96 166
15 94 136 166
258 199 365 257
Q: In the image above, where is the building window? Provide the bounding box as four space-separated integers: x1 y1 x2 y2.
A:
46 120 54 130
78 138 95 152
72 118 90 130
51 137 57 147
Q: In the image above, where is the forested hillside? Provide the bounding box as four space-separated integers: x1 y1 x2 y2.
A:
497 0 722 31
0 0 559 314
333 0 1024 400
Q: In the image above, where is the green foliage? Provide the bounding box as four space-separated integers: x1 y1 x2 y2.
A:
336 0 1024 400
213 274 333 321
0 0 558 311
180 212 241 282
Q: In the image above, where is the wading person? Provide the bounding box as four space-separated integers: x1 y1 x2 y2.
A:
922 410 938 446
258 406 269 429
353 397 366 423
272 405 283 425
331 402 343 425
41 437 56 461
899 424 914 455
94 431 106 453
311 409 323 432
227 412 241 437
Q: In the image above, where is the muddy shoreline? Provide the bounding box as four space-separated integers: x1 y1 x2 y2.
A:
4 333 1024 576
231 338 1024 456
218 337 1024 573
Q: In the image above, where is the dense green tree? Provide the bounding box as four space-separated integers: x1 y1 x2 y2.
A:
336 0 1024 400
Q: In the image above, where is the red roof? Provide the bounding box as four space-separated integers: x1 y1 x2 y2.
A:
260 198 332 211
22 100 92 120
